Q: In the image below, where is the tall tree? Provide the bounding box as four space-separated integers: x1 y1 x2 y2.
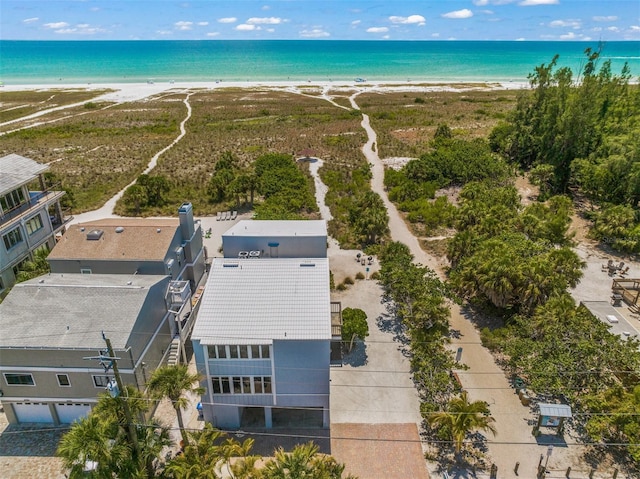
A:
147 365 204 445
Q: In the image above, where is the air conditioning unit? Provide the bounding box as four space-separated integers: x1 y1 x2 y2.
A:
238 251 249 258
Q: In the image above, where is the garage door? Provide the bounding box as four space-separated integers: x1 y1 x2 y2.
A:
55 403 92 424
13 402 53 423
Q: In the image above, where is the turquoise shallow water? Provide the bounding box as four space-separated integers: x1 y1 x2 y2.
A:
1 40 638 85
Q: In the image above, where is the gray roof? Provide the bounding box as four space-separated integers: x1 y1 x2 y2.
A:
223 220 327 238
0 154 49 193
539 403 572 418
0 274 168 349
192 258 331 344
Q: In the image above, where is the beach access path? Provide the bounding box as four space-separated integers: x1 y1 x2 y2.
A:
347 90 584 479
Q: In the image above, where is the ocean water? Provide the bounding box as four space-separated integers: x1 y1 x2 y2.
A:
1 40 638 85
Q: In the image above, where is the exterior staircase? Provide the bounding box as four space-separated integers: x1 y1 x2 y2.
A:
167 337 181 366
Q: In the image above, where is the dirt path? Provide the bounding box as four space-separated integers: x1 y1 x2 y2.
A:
348 94 583 478
70 91 194 224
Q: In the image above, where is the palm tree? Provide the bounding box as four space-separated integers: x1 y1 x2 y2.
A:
57 414 130 478
147 364 204 445
165 424 229 479
427 391 497 458
262 442 355 479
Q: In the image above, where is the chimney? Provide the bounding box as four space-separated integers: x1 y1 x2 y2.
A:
178 202 195 240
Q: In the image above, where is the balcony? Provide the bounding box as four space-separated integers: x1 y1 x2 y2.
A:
331 301 342 338
1 185 66 228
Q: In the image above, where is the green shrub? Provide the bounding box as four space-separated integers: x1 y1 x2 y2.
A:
336 283 348 291
343 276 354 285
355 272 365 280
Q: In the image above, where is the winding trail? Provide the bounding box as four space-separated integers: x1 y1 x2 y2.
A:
347 92 560 479
71 91 194 224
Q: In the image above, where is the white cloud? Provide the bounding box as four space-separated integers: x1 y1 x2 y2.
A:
157 30 172 35
559 31 579 40
519 0 559 5
593 16 618 22
53 24 107 35
262 5 270 10
442 9 473 19
515 37 526 41
236 24 256 31
175 21 193 31
23 17 39 24
367 27 389 33
630 25 640 32
206 32 220 37
197 22 209 26
247 17 284 25
90 7 100 12
44 22 69 29
218 17 237 24
299 28 330 38
607 26 620 32
389 15 426 25
591 27 602 32
473 0 514 4
549 19 581 29
351 20 361 26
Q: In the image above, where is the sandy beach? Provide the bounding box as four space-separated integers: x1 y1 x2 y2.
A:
1 79 530 103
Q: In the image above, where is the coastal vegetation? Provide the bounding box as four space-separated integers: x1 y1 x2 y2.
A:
58 367 353 478
375 50 640 468
490 48 640 253
0 88 112 125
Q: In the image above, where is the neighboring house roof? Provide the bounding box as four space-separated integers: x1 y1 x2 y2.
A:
0 273 168 349
223 220 327 238
48 218 179 262
193 258 331 344
0 154 49 193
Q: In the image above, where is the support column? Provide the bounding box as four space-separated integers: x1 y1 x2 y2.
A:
265 407 273 428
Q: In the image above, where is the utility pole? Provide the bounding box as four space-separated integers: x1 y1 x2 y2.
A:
85 332 142 465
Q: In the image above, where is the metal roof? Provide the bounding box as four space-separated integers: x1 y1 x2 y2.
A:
0 154 49 193
192 258 331 344
539 403 572 418
0 274 169 349
223 220 327 238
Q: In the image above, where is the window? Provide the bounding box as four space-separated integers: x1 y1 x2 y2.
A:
209 344 270 359
25 215 44 235
242 377 251 394
3 227 23 250
221 377 231 394
212 377 222 394
57 374 71 387
4 373 35 385
233 377 242 394
211 376 272 395
0 187 26 212
93 375 111 387
80 268 92 275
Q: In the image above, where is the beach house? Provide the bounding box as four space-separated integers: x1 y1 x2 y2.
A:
191 220 335 429
0 154 67 298
0 203 206 424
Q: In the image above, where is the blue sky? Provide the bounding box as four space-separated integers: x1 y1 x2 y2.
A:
2 0 639 41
